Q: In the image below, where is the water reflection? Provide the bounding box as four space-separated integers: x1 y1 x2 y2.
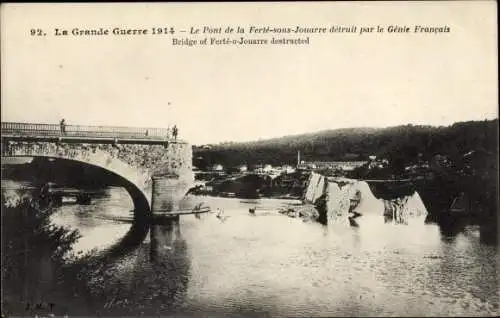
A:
93 221 191 315
148 221 190 311
98 220 150 261
438 216 470 243
58 220 191 316
1 181 498 317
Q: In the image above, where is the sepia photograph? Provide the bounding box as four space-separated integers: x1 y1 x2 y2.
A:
1 1 498 317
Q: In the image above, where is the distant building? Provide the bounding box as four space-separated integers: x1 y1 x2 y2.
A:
253 164 273 174
252 164 263 172
368 158 388 169
297 162 317 170
281 165 296 174
434 154 450 165
296 163 307 170
341 165 356 171
212 164 224 172
238 165 248 172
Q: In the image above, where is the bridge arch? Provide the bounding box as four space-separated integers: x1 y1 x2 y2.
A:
4 149 152 221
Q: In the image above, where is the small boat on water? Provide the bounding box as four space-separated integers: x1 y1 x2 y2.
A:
96 215 135 223
153 206 211 215
216 208 230 222
240 200 259 204
103 206 213 224
40 182 95 205
61 197 77 204
220 192 236 198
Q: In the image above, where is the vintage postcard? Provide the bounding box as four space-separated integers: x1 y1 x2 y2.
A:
1 1 498 317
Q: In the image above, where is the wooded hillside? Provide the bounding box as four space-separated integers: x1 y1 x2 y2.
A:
193 119 498 169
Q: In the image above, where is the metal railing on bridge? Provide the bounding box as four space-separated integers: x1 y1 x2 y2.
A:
1 122 174 140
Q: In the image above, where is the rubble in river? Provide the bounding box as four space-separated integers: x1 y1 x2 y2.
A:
302 172 429 226
278 204 319 222
382 191 428 225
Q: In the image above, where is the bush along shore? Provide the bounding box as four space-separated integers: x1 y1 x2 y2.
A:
2 185 194 317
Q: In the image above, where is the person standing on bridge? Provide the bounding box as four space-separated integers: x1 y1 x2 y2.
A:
172 125 178 140
60 118 66 135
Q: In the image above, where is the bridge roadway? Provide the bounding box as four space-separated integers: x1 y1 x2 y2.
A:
1 121 197 220
1 121 181 144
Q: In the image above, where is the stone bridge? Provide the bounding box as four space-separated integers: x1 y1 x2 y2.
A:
1 122 194 221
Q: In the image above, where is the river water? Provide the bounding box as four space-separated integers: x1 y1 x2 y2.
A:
2 181 499 316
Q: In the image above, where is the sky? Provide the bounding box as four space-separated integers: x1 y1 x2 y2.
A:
1 2 498 145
